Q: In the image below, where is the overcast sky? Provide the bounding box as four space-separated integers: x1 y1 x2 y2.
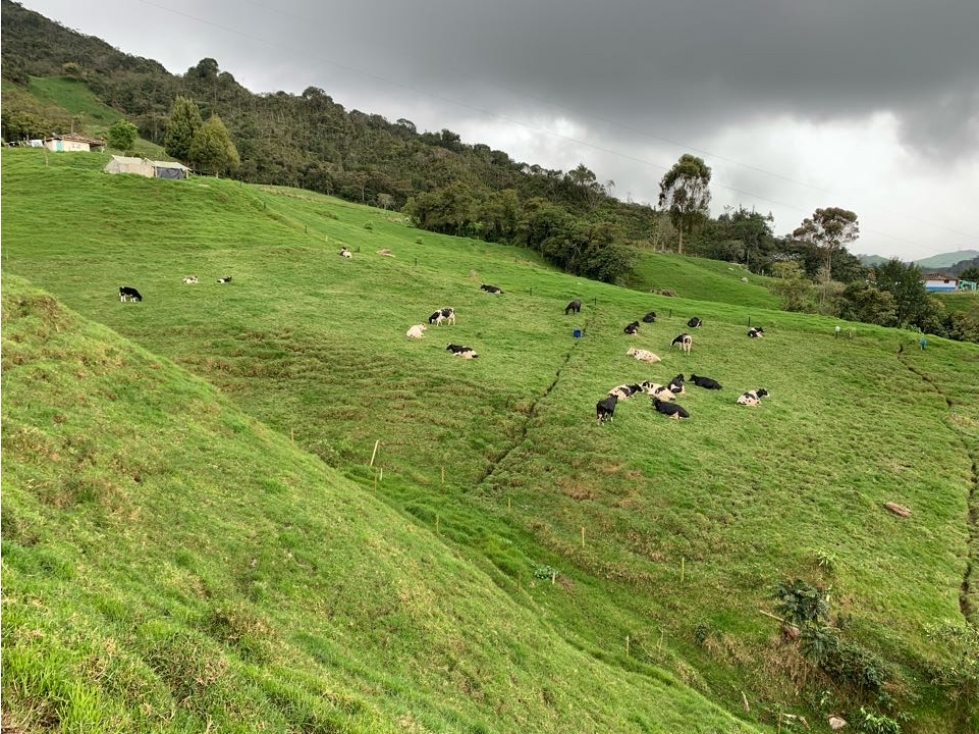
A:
21 0 979 261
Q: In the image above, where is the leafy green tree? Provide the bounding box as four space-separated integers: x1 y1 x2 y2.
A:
838 282 899 326
189 113 240 177
873 259 942 330
792 207 859 282
107 119 137 151
658 154 712 255
959 266 979 283
164 95 203 162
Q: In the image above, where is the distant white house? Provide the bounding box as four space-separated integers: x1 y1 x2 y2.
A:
923 276 959 292
104 155 190 180
44 133 105 152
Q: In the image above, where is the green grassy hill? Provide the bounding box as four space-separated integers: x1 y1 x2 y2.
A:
3 148 978 733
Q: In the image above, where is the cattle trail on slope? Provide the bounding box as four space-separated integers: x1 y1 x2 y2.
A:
473 316 593 490
899 356 979 624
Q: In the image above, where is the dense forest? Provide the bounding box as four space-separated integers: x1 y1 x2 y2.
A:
2 0 977 341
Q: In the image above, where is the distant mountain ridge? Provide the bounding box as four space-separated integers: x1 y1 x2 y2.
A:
856 249 979 271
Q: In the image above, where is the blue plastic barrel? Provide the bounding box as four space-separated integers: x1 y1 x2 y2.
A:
573 329 582 338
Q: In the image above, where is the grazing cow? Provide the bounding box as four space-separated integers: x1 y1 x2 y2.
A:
627 347 661 364
747 327 765 338
377 249 394 257
480 284 504 294
624 321 641 335
671 333 693 354
641 311 657 323
690 374 722 390
406 324 427 339
641 381 676 401
653 397 690 419
339 247 353 258
667 374 685 395
119 286 143 302
182 276 198 284
565 299 582 315
687 317 703 328
737 388 769 406
596 394 618 424
429 307 456 326
217 276 233 284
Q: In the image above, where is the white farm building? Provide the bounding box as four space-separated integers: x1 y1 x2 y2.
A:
104 156 190 180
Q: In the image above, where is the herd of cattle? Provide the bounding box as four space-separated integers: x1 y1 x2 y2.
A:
403 284 769 423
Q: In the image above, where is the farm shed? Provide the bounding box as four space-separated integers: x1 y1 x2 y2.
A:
44 133 105 152
104 156 190 180
923 276 959 292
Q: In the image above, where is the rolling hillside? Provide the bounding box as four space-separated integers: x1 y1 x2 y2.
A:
3 148 978 733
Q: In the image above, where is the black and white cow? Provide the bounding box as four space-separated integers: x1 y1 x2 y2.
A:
217 276 233 284
747 327 765 338
119 286 143 302
446 343 478 358
671 333 693 354
608 384 644 400
690 374 722 390
480 284 504 294
429 307 456 326
565 299 582 315
596 394 618 423
182 276 198 284
641 311 657 323
687 317 703 328
653 397 690 419
737 388 770 406
641 381 676 401
624 321 641 335
667 373 685 395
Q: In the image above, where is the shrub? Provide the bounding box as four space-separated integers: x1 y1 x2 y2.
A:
859 707 901 734
772 579 830 626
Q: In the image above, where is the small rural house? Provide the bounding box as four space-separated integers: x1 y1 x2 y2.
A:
44 133 105 152
104 156 190 180
923 276 959 292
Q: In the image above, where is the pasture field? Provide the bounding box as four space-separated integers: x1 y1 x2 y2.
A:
2 148 978 732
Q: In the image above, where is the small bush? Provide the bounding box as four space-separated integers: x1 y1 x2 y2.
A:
534 565 558 580
859 707 901 734
363 221 373 231
772 579 830 626
693 621 713 646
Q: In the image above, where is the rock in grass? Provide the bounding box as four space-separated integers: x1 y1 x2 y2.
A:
884 502 911 518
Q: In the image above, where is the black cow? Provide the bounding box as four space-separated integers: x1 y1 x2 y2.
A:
667 374 685 394
641 311 657 323
653 398 690 419
119 286 142 302
690 374 722 390
481 284 504 294
596 395 618 423
624 321 641 335
217 276 233 284
687 317 703 328
565 299 582 315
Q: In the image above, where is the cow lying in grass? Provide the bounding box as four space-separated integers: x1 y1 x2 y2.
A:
642 311 657 323
608 384 643 400
596 395 618 423
747 327 765 338
687 317 703 328
480 284 504 294
565 299 582 315
737 388 769 406
690 374 722 390
446 343 478 359
653 397 690 419
624 321 641 335
641 381 676 401
119 286 143 302
182 276 198 284
667 374 685 394
406 324 427 339
217 276 233 284
627 347 661 364
429 307 456 326
340 247 353 258
671 333 693 354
